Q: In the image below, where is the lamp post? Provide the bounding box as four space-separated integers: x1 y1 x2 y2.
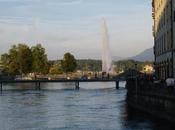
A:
135 63 138 102
135 63 137 71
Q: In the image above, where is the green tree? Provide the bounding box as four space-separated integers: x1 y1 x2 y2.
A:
17 44 33 74
0 53 10 74
8 45 20 75
1 45 20 75
61 53 77 73
31 44 48 74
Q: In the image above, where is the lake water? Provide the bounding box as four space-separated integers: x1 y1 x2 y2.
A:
0 82 174 130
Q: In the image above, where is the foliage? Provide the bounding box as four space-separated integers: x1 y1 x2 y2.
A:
0 53 10 74
31 44 48 74
61 53 77 73
1 43 153 76
76 59 102 71
1 44 33 75
0 44 48 75
8 45 19 74
114 60 153 74
17 44 33 74
49 63 63 74
71 59 153 73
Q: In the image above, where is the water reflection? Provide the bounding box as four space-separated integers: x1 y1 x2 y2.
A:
0 82 174 130
2 82 120 90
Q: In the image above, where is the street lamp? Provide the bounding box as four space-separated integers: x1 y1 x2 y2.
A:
135 63 137 71
135 63 138 102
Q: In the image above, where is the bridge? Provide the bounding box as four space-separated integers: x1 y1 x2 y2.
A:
0 78 125 91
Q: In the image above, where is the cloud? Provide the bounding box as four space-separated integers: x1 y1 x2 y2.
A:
0 0 153 60
0 0 83 5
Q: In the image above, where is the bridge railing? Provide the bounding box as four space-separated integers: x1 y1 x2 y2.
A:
126 77 175 99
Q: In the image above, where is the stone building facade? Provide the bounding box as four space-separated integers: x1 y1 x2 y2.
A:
152 0 175 79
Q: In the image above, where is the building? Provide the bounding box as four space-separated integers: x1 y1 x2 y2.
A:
152 0 175 79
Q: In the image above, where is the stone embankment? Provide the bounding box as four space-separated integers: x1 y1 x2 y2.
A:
126 77 175 122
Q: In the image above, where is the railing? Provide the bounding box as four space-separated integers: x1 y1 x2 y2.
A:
126 77 175 100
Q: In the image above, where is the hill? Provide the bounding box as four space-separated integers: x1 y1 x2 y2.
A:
128 48 154 61
112 48 154 62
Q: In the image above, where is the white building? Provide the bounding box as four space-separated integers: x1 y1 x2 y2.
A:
152 0 175 79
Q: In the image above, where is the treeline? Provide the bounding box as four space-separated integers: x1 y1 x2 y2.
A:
76 59 102 71
1 44 48 75
0 44 77 76
0 44 153 76
114 60 153 74
50 59 153 73
76 59 153 73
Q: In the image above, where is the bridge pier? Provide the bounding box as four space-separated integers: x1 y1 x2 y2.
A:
0 82 2 91
75 82 79 90
38 82 41 90
35 82 37 89
35 82 41 90
116 81 119 89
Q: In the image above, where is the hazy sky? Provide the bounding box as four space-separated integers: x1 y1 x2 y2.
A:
0 0 153 60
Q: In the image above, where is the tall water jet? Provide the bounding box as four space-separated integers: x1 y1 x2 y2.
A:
101 18 114 74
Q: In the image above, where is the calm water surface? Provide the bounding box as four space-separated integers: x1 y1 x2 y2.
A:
0 82 174 130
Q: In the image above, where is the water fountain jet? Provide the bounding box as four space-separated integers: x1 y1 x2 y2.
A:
101 18 115 74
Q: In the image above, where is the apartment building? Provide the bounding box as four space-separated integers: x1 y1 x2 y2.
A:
152 0 175 79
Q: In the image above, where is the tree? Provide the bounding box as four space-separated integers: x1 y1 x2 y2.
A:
1 45 20 75
8 45 20 75
0 53 10 74
17 44 33 74
61 53 77 73
31 44 48 74
0 43 50 76
1 44 33 75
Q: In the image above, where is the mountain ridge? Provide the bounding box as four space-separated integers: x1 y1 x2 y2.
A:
113 48 154 62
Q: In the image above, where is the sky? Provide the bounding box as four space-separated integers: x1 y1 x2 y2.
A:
0 0 153 60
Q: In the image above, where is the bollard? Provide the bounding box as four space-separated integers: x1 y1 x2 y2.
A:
0 82 2 91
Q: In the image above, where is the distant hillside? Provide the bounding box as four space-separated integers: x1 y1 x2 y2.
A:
112 48 154 62
128 48 154 61
112 56 123 61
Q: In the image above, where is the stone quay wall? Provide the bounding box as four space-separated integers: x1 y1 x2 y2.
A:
126 77 175 122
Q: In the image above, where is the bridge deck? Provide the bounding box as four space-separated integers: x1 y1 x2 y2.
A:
0 79 122 83
0 79 124 91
